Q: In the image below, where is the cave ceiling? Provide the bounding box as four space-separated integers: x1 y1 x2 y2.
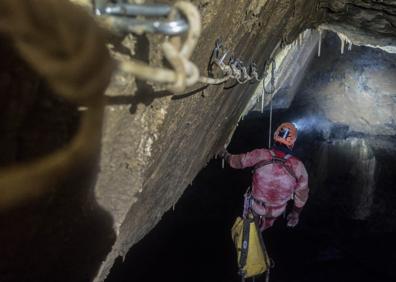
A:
320 0 396 52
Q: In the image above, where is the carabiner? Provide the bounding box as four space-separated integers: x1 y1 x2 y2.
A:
95 2 190 36
96 3 172 17
109 17 189 35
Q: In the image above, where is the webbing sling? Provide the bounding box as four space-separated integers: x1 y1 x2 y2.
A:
254 150 298 181
253 215 271 282
239 217 251 275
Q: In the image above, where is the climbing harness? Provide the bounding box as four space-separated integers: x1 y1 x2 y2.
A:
254 150 298 181
243 188 268 230
240 150 297 222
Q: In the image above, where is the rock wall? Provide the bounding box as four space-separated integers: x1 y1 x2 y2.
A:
322 0 396 38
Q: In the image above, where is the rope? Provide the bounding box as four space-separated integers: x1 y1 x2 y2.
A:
114 4 261 91
103 2 263 90
261 79 265 113
0 0 114 210
264 59 276 148
118 1 201 93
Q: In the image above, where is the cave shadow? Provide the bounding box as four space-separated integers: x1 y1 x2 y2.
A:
0 40 116 282
0 157 116 282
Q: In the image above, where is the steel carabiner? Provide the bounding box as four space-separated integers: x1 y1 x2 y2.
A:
95 3 171 17
95 2 190 36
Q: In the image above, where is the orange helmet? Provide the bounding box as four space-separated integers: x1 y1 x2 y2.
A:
273 122 297 149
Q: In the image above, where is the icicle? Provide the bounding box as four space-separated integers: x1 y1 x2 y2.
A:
348 41 353 51
340 37 345 54
222 158 225 169
318 29 322 57
260 76 267 114
337 32 353 55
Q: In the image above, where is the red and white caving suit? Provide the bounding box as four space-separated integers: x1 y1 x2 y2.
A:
228 148 309 230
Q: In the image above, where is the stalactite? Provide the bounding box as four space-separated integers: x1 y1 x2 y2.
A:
336 32 353 55
318 29 323 57
341 37 345 54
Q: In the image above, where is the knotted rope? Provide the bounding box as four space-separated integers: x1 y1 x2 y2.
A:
0 0 114 209
119 1 201 93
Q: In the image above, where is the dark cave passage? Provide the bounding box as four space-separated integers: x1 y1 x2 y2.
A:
106 112 396 282
106 34 396 282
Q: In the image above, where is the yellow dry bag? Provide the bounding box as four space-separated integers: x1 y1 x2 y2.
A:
231 214 270 279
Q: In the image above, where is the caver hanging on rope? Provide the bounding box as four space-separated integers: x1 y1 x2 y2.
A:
221 51 309 230
226 121 309 281
222 121 310 231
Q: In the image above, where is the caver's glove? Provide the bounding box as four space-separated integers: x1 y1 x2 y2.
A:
219 148 231 161
286 207 302 228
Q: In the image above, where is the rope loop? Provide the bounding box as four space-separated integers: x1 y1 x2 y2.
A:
0 0 114 210
118 1 201 93
162 1 201 92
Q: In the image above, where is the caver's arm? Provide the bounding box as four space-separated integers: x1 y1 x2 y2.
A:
287 160 309 227
226 149 269 169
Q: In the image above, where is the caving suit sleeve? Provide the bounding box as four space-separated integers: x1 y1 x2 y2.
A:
293 161 309 209
227 149 269 169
